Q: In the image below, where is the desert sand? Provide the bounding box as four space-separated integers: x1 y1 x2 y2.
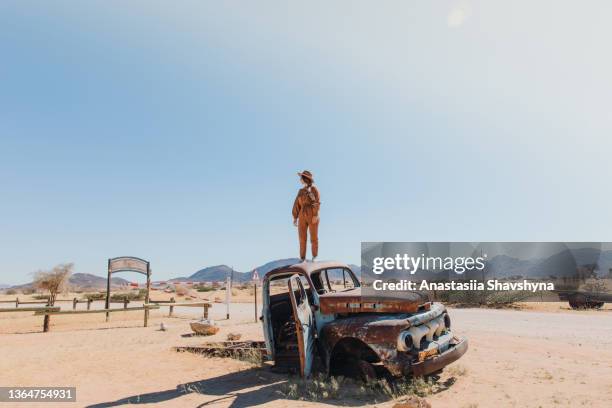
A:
0 295 611 407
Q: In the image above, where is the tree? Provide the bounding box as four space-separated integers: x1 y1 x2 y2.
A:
34 263 73 332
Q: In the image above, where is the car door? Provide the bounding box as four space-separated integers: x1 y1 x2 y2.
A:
288 274 315 377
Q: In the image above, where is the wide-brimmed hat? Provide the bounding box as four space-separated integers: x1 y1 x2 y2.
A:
297 170 314 182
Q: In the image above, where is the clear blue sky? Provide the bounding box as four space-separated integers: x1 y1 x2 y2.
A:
2 1 611 284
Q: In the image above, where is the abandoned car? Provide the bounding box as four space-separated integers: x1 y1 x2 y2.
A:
261 261 468 379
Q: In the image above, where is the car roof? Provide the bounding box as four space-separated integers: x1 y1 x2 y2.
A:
264 260 352 278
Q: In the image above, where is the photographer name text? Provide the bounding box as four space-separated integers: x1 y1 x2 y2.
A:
373 279 554 292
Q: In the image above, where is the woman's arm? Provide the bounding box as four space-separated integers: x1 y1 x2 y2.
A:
311 186 320 218
292 192 301 224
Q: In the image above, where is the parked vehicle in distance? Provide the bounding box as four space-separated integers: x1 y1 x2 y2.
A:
558 290 610 309
261 260 468 379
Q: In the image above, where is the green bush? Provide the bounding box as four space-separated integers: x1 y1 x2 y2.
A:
110 289 146 301
83 293 106 301
196 286 215 292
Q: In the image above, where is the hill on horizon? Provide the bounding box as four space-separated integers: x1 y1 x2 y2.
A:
4 273 130 292
174 258 361 283
2 260 363 290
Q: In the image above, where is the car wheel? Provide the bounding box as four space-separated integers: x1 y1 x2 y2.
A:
586 301 604 309
357 360 377 383
569 294 587 309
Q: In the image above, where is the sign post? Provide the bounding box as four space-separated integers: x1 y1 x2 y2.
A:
225 276 231 320
252 269 259 323
105 259 111 321
106 257 151 325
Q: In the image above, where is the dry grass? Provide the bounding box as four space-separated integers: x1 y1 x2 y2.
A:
278 373 441 403
446 364 468 377
174 284 189 296
226 333 242 341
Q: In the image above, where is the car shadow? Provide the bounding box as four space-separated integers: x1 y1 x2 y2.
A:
85 368 287 408
86 366 456 408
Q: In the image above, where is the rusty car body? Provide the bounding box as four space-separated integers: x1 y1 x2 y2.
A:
261 261 468 378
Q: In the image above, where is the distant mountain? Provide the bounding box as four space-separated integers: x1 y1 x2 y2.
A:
6 273 130 292
69 273 130 289
181 258 366 283
3 260 362 290
186 265 241 282
480 248 612 279
482 255 541 279
183 258 302 283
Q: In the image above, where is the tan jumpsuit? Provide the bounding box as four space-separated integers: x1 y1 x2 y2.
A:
292 185 320 260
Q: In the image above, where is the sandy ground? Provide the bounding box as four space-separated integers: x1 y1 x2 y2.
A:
0 298 611 408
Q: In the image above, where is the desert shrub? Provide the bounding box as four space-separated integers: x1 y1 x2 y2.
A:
231 288 238 296
33 263 73 305
175 284 189 296
83 292 106 301
33 263 74 332
33 294 51 300
197 286 214 292
583 280 606 293
21 288 36 295
5 289 17 295
110 290 146 301
446 364 467 377
435 289 531 307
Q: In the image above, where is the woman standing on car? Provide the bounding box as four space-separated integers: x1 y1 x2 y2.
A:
292 170 320 262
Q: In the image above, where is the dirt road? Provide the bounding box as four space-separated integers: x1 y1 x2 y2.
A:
0 305 610 407
430 308 612 407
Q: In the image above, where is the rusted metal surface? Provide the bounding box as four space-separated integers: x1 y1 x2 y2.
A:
319 288 430 314
320 313 412 376
410 337 468 376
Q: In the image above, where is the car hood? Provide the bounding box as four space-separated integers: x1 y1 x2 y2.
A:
318 287 430 314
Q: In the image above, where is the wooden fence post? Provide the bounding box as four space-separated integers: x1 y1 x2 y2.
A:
87 299 92 310
204 305 209 319
169 297 175 317
73 297 78 310
15 297 19 308
43 302 50 332
123 298 129 309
